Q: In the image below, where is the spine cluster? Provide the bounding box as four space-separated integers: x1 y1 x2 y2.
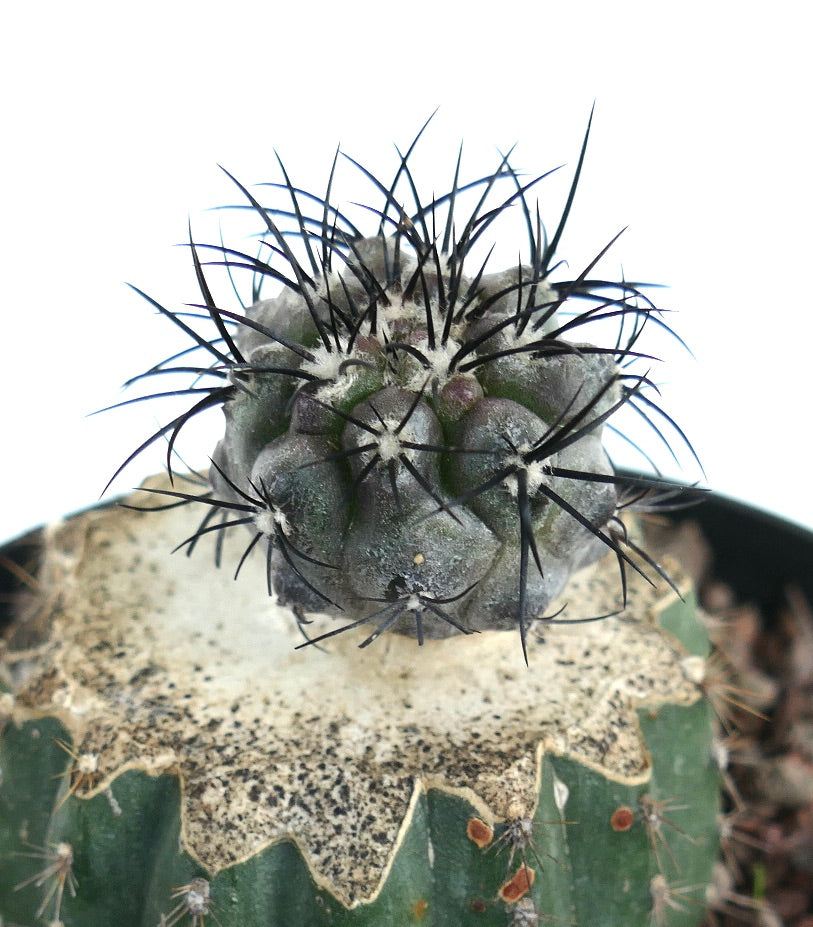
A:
109 114 697 659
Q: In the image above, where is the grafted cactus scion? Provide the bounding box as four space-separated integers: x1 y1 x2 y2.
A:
107 114 694 660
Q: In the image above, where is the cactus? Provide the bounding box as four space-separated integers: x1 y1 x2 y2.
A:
100 112 697 662
1 117 721 926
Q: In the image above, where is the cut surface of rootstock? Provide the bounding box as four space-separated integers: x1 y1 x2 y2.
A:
0 482 720 926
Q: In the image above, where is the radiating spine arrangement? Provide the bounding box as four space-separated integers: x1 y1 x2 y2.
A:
107 112 698 660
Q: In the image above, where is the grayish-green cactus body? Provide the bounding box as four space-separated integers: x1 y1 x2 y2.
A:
92 117 694 656
213 241 617 638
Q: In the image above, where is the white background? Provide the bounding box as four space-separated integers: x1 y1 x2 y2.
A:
2 2 810 545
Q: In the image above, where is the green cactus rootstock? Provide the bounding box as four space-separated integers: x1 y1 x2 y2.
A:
1 488 719 927
1 710 717 927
